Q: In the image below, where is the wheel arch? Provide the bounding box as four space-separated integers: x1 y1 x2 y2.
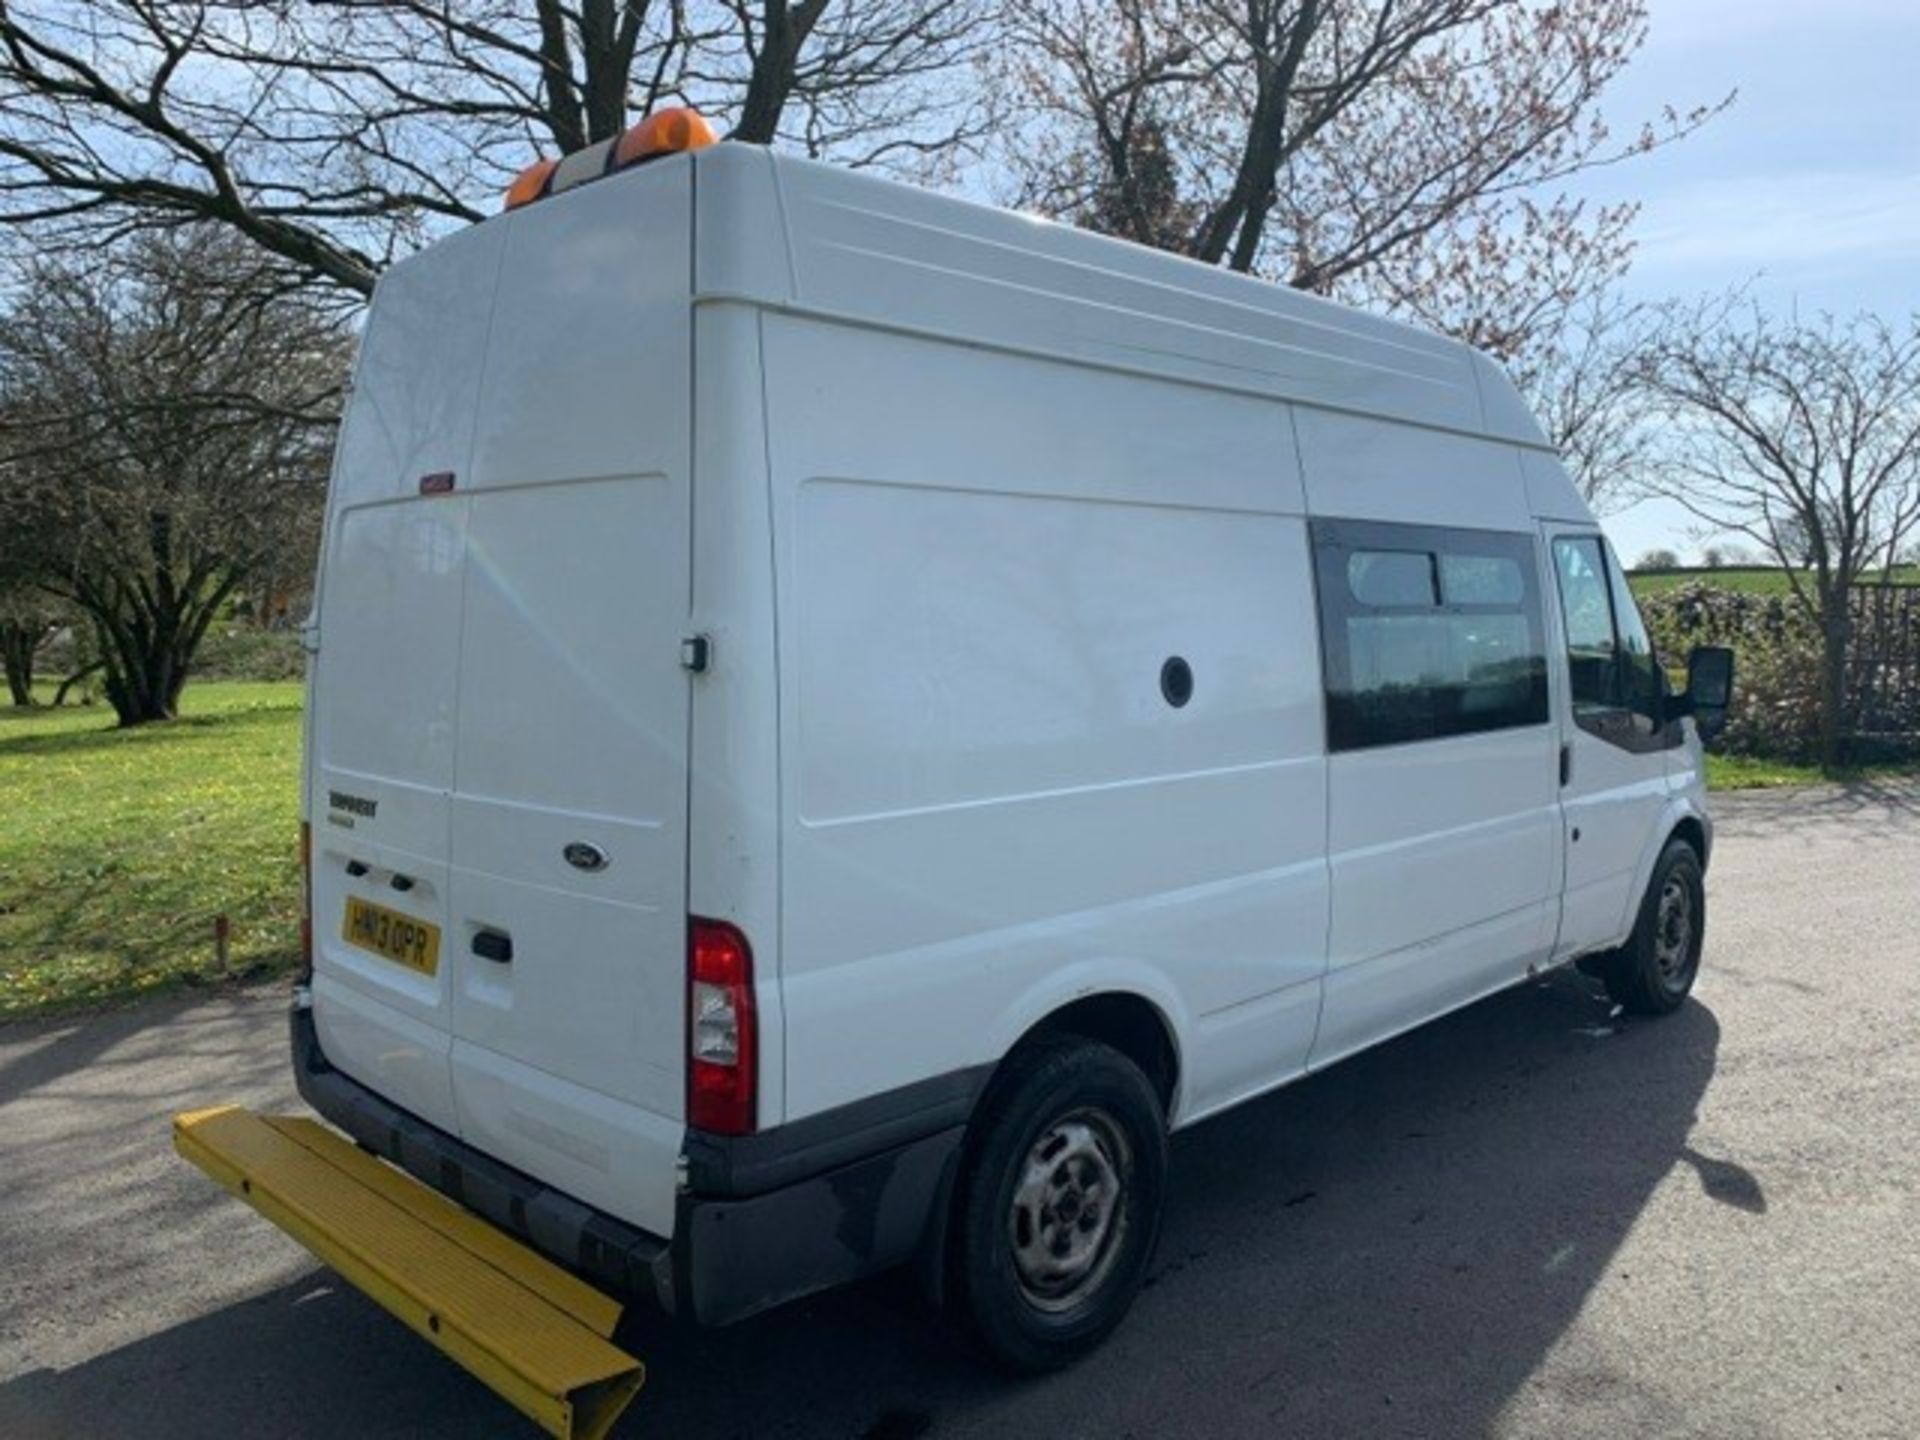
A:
1668 813 1710 870
1614 797 1713 945
1016 991 1182 1117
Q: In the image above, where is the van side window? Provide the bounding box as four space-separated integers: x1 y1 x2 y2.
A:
1313 520 1550 752
1551 534 1674 748
1606 554 1666 729
1549 537 1619 712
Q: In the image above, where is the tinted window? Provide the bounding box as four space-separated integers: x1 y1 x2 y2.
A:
1550 536 1618 713
1607 553 1665 725
1440 553 1526 606
1348 550 1437 607
1314 520 1550 752
1551 534 1674 748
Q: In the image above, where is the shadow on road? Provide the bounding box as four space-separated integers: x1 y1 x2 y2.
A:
1713 776 1920 833
0 970 1721 1440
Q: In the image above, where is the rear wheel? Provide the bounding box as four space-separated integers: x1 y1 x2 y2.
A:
950 1036 1166 1373
1602 838 1706 1015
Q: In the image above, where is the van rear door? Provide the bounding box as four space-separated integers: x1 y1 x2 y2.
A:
308 220 508 1140
441 165 694 1239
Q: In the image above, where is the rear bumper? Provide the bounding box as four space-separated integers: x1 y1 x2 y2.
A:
291 1002 973 1326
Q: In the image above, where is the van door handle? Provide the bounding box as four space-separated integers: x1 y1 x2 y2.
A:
471 929 513 964
1559 743 1572 786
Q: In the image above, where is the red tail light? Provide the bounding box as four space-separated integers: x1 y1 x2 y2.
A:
298 821 314 982
688 917 756 1135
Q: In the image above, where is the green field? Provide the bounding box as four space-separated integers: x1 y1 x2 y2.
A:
0 678 1907 1021
0 682 303 1021
1629 566 1920 598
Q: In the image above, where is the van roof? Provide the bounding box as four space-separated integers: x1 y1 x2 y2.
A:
681 143 1550 451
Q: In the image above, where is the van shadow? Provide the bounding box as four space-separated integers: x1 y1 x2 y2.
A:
0 971 1722 1440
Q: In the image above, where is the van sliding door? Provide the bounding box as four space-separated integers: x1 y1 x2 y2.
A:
1309 518 1563 1067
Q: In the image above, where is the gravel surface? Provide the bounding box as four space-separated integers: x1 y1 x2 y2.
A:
3 781 1917 1439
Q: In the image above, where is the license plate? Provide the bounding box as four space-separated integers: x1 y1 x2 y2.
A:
342 896 440 976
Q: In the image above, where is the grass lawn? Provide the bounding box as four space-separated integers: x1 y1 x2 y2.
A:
0 682 303 1022
1704 753 1920 790
1629 565 1920 599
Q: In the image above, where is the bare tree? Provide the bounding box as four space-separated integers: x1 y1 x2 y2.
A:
0 393 69 706
1638 304 1920 771
0 0 987 298
993 0 1723 282
0 232 351 725
1507 292 1662 509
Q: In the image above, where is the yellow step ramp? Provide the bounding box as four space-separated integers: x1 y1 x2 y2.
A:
174 1106 645 1440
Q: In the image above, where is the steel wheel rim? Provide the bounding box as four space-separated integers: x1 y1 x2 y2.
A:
1008 1107 1131 1313
1653 874 1696 991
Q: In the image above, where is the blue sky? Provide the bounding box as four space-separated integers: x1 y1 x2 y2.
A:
1577 0 1920 561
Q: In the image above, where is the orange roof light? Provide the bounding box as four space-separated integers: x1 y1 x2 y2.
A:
503 157 559 212
613 107 717 170
500 108 714 215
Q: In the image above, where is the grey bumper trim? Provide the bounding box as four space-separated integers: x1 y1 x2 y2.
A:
290 1007 677 1312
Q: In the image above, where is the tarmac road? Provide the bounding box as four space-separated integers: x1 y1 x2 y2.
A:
3 782 1918 1439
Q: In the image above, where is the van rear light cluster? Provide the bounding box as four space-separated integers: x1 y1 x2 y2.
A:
688 917 757 1135
502 106 717 213
298 821 314 983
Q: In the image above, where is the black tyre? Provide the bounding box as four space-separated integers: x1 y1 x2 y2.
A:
950 1035 1167 1373
1602 838 1706 1015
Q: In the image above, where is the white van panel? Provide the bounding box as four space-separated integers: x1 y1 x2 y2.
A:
1469 352 1551 448
1314 726 1560 1064
1520 449 1591 523
765 317 1329 1122
686 302 788 1122
1310 899 1555 1068
1293 406 1534 533
447 478 685 1122
308 497 469 1136
316 502 464 808
792 480 1307 825
311 969 458 1131
436 164 694 1236
329 222 505 510
467 161 691 491
760 152 1500 443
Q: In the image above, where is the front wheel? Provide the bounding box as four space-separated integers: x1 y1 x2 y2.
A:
1602 839 1706 1015
950 1036 1167 1373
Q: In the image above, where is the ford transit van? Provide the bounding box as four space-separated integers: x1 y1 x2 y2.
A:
292 130 1730 1371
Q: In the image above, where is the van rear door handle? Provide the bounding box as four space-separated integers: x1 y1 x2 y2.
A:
1559 743 1572 786
471 929 513 964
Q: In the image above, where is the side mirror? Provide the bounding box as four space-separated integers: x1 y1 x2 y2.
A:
1684 645 1735 740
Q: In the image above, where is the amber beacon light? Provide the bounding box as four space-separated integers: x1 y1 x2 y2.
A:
502 106 718 213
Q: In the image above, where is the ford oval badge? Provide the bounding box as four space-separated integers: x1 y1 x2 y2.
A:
563 841 609 873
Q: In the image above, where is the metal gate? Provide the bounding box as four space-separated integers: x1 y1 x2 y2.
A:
1847 584 1920 755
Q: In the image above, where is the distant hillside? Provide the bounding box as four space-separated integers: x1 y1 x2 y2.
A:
1628 566 1920 598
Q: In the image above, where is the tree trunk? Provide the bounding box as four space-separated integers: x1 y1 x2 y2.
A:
79 565 241 726
1818 607 1852 775
2 623 36 706
93 609 185 726
731 0 828 144
53 660 102 707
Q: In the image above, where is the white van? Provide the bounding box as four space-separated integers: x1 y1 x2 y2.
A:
295 130 1733 1370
